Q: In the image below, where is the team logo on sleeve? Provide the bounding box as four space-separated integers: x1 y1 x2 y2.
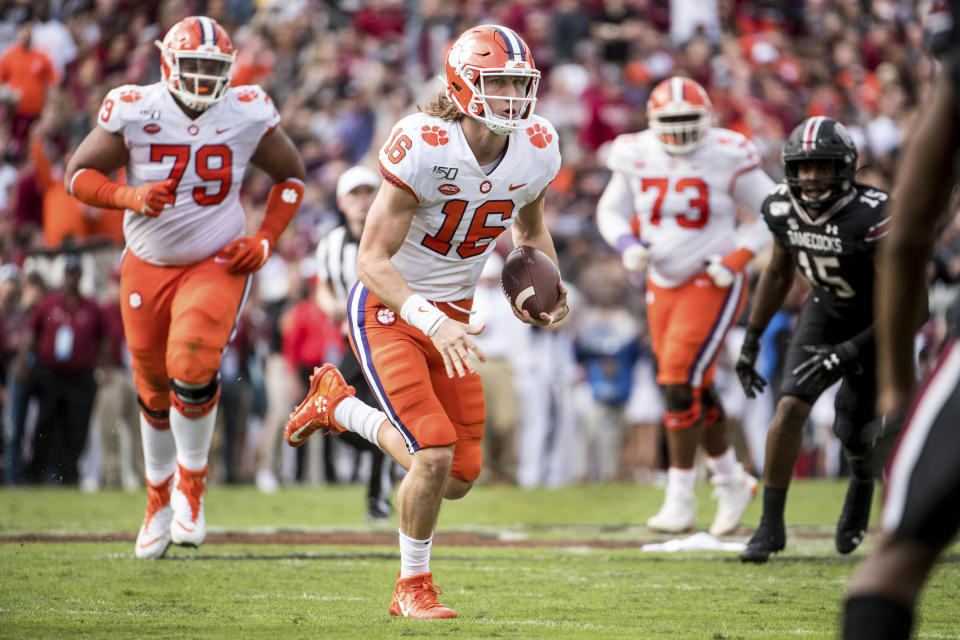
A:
376 307 396 325
526 123 553 148
120 89 142 103
421 126 449 146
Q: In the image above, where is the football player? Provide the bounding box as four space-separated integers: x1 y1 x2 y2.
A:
736 116 891 562
596 77 774 536
844 2 960 637
283 24 567 617
64 16 305 559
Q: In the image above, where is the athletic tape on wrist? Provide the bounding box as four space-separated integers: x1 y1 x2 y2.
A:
400 294 448 337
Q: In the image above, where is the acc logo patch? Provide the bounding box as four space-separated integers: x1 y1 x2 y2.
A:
143 123 161 134
376 307 396 325
480 180 492 194
129 292 143 309
438 184 460 195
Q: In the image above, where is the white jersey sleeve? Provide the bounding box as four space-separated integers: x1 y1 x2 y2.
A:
375 112 561 300
96 85 144 134
596 170 636 251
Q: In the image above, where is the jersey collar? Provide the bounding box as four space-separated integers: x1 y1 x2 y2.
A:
788 188 856 226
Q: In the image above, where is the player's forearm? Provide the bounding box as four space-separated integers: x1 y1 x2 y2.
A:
747 265 793 332
513 224 560 268
357 251 415 313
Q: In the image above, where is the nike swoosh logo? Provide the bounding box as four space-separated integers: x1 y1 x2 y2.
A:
216 127 231 134
175 519 195 533
288 427 307 443
138 533 167 549
214 256 230 264
418 306 430 313
509 183 528 191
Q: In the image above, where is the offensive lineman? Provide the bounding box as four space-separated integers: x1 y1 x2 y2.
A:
65 16 305 558
596 76 773 536
283 25 567 617
736 117 890 562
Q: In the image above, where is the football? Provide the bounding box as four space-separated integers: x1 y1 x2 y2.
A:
500 245 561 319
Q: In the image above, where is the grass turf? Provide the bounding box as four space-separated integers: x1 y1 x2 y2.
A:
1 481 957 639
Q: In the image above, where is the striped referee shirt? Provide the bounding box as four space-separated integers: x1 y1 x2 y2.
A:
315 225 359 304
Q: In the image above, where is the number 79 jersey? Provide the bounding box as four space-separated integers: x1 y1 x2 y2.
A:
378 112 561 301
96 82 281 266
761 182 890 321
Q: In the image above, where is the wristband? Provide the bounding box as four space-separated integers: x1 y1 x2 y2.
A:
616 233 646 254
400 294 448 337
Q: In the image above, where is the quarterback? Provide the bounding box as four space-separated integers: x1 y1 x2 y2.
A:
284 24 567 617
65 16 305 559
596 77 774 536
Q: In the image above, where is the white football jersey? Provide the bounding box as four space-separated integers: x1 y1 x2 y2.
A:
599 128 773 288
97 82 281 266
378 112 561 301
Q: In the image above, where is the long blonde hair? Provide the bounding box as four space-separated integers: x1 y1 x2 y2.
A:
419 91 463 121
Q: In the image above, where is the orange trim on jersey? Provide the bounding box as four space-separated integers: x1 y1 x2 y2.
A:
727 161 759 193
721 247 754 274
379 161 420 202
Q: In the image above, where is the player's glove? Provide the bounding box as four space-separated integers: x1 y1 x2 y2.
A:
735 326 767 398
115 179 174 217
621 241 650 272
704 254 735 288
220 230 273 275
791 340 860 396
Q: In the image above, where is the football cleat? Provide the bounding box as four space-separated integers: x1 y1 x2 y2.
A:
835 478 874 554
740 518 786 563
647 484 696 533
389 572 457 619
284 364 355 447
170 464 207 547
135 473 174 559
709 465 759 537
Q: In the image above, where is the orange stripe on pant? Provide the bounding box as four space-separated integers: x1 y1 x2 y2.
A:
120 250 249 413
646 272 748 389
346 283 486 483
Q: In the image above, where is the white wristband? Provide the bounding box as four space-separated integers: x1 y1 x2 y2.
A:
400 294 447 337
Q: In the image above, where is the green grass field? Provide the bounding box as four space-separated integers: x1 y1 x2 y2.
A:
1 481 958 639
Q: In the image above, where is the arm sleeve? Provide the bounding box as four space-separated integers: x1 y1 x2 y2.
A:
596 171 638 251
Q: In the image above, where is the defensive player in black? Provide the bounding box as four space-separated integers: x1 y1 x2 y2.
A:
735 116 890 563
844 3 960 637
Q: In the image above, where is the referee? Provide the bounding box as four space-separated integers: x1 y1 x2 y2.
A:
316 166 396 520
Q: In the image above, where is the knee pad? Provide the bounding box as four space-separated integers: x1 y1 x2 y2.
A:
138 397 170 429
452 437 482 483
167 335 223 385
663 384 701 430
170 376 220 419
701 387 725 428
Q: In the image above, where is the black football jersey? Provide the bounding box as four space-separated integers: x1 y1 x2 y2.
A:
761 182 890 322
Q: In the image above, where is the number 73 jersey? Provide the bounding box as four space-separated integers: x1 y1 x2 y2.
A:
377 112 561 301
761 182 890 320
96 82 281 266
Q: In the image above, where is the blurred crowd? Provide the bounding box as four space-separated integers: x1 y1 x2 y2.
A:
1 0 958 494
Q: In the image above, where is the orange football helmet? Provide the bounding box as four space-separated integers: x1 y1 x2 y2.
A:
647 77 713 154
156 16 235 111
445 24 540 135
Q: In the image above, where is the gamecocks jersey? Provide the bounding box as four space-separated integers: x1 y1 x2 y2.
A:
377 112 561 301
97 82 281 265
761 181 890 321
602 128 772 288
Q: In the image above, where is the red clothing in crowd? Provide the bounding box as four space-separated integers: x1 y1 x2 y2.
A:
30 291 105 372
282 298 344 371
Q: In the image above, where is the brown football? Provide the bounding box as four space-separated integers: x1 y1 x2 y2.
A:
500 245 561 319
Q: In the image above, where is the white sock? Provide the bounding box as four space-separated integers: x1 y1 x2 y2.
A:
667 466 697 495
334 396 389 447
399 529 432 578
706 447 739 479
140 414 176 485
170 405 217 472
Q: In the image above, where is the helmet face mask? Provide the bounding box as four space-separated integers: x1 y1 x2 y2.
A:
647 77 712 154
446 25 540 136
156 16 235 112
783 117 858 214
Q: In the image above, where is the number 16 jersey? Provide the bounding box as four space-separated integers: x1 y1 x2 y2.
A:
96 82 281 266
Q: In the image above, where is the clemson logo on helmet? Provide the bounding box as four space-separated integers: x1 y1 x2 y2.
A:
447 35 479 70
120 89 142 103
421 126 449 146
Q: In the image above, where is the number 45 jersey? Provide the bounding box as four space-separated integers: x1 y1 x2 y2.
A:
761 182 890 322
378 112 561 301
96 82 281 266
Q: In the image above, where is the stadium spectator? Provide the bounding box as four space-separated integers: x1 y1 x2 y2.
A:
0 20 56 158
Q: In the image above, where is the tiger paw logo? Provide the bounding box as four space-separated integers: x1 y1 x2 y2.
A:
376 306 396 325
237 88 259 102
526 123 553 148
421 126 449 147
119 89 142 103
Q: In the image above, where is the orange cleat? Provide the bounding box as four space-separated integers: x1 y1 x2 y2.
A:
389 572 457 619
284 364 355 447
